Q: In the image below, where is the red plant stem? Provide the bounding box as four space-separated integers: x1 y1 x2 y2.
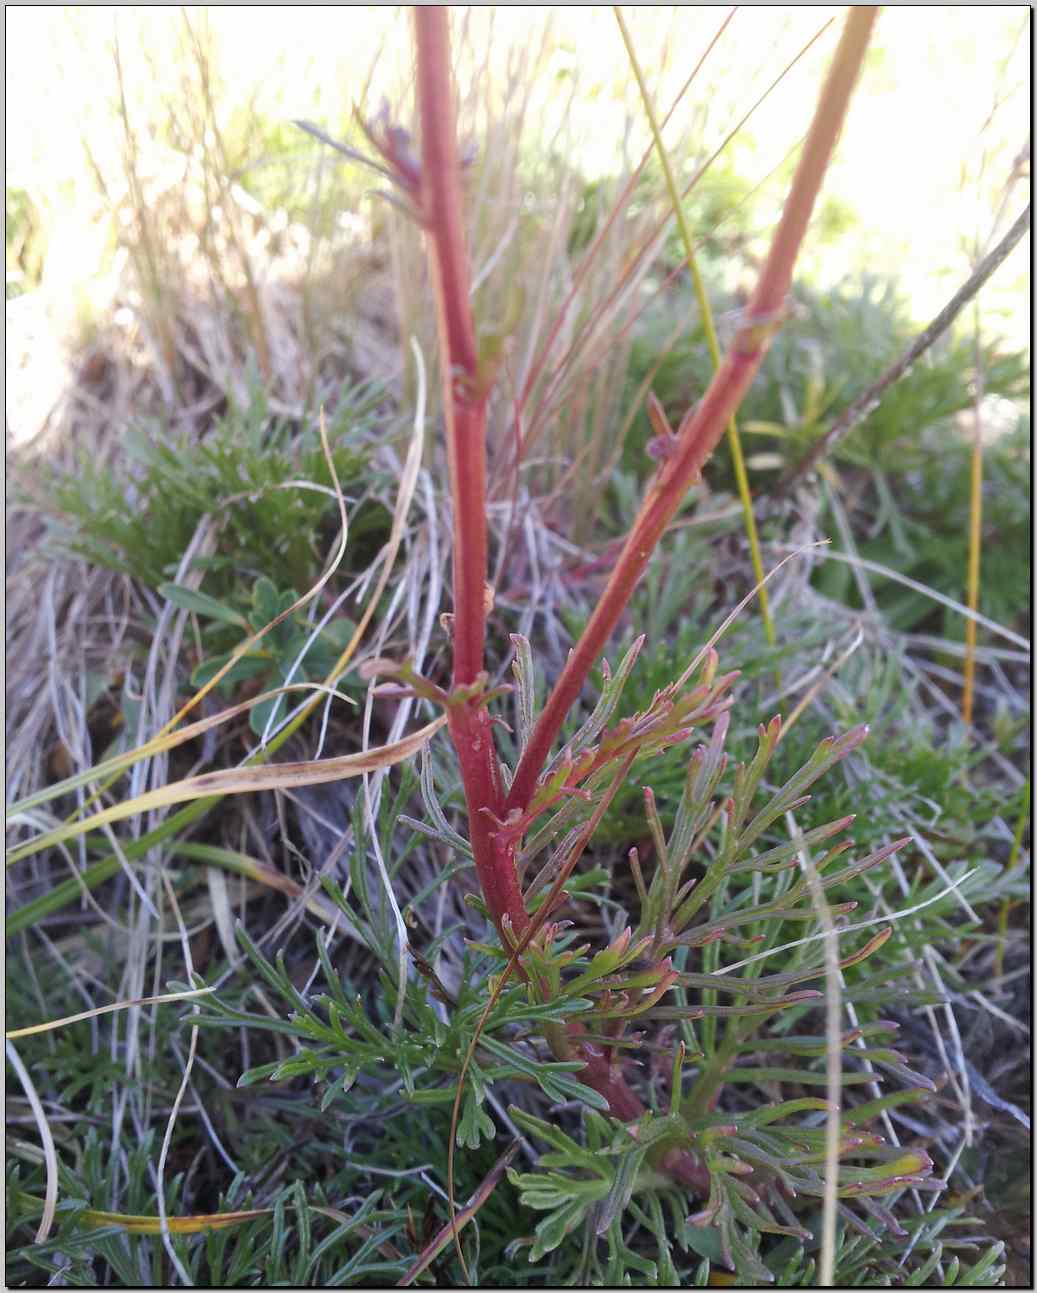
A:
505 6 878 817
414 7 530 937
568 1028 710 1193
415 6 487 689
447 707 529 935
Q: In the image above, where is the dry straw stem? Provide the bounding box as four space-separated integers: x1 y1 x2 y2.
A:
589 130 811 496
507 6 880 817
671 542 828 694
614 4 776 651
398 1141 519 1287
181 12 272 383
781 202 1031 490
514 12 836 473
111 32 177 388
961 301 986 726
778 624 864 743
511 7 737 461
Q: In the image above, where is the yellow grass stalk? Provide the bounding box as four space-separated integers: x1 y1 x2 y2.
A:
15 1201 391 1238
614 6 777 651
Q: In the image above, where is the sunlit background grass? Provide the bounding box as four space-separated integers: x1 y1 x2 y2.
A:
7 7 1029 337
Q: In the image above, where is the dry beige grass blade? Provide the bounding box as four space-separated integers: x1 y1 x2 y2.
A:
6 1040 59 1242
8 681 358 817
6 716 446 867
77 1206 272 1236
166 842 352 932
673 542 829 690
5 986 215 1040
65 1199 394 1240
773 543 1031 651
206 865 238 966
778 625 864 742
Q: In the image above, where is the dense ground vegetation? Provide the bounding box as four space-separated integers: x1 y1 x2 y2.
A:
6 8 1030 1287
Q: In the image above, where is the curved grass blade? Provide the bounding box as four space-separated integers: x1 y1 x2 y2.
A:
6 717 445 867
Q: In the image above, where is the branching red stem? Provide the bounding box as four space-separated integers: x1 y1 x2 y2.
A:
413 2 878 1165
506 6 878 816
